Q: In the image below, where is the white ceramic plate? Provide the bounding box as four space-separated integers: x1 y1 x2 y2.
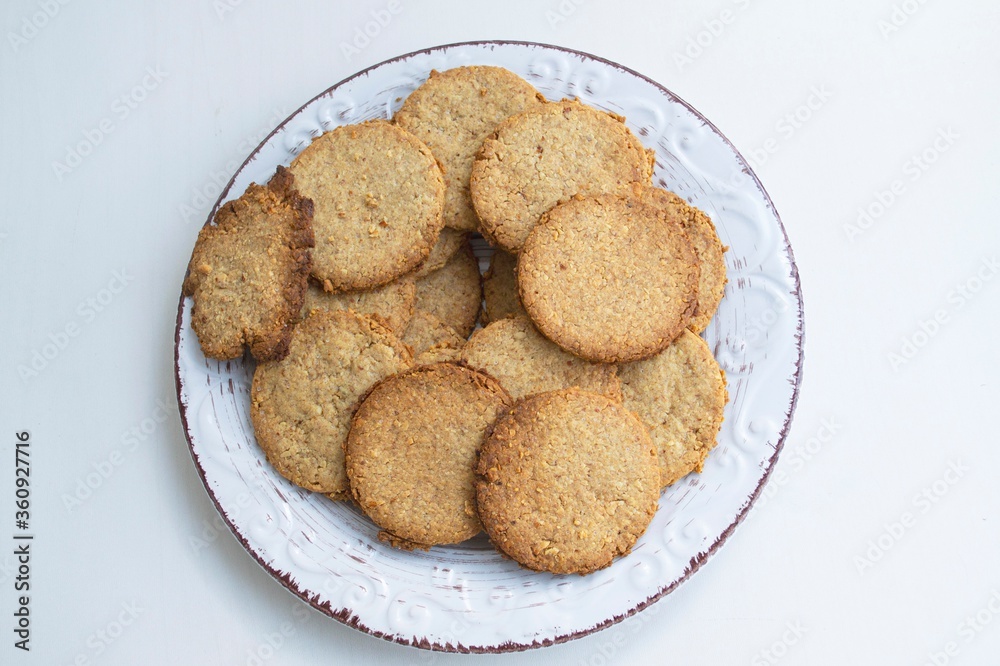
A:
174 41 803 653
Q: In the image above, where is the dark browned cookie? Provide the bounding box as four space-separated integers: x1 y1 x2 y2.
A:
346 363 512 549
183 166 314 361
632 185 728 333
395 66 544 232
471 99 654 253
250 309 412 498
476 389 660 574
518 193 699 363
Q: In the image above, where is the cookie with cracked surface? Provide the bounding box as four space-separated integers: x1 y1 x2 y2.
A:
518 193 699 363
481 249 527 324
459 315 622 401
395 66 544 232
401 310 465 363
346 363 512 549
183 166 314 361
250 309 412 498
619 329 728 488
470 99 654 253
412 227 468 278
300 274 415 334
632 184 727 333
476 388 659 574
288 119 444 291
413 243 482 338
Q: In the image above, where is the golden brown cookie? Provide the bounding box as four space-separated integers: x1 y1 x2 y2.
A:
412 227 468 278
632 185 727 332
413 243 482 338
476 388 659 574
470 99 654 253
183 166 314 361
300 274 415 334
518 193 699 363
619 329 728 488
395 66 544 232
346 363 512 549
481 249 527 324
288 120 444 291
401 310 465 363
250 309 412 497
459 316 622 401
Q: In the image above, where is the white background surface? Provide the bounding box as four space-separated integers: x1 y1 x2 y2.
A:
1 1 998 664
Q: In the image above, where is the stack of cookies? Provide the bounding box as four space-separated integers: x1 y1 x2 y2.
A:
182 66 728 575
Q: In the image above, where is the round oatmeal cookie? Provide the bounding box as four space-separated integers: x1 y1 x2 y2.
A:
459 315 622 401
288 119 445 291
401 310 465 362
395 66 544 232
250 309 412 497
470 99 654 253
412 227 467 278
481 249 527 324
346 363 512 549
413 243 482 338
619 329 728 488
632 184 727 333
300 274 415 334
476 388 660 574
518 193 699 363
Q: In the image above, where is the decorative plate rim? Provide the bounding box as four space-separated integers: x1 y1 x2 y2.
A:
173 39 805 654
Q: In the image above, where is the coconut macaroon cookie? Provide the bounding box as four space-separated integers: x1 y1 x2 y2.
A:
476 389 660 574
346 364 512 549
250 309 412 498
519 193 699 363
413 243 482 338
633 184 728 333
619 329 728 488
471 99 654 253
183 166 314 362
482 250 527 325
288 119 445 292
395 66 544 232
300 275 416 334
460 316 622 401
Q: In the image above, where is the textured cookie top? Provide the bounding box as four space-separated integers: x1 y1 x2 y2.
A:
288 120 445 291
518 193 699 363
395 66 544 232
412 227 468 278
619 329 728 488
413 242 482 338
346 363 512 548
482 249 527 325
401 310 466 362
476 389 659 574
250 309 412 497
632 185 727 333
471 99 654 253
183 166 314 361
300 274 416 334
459 315 622 401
